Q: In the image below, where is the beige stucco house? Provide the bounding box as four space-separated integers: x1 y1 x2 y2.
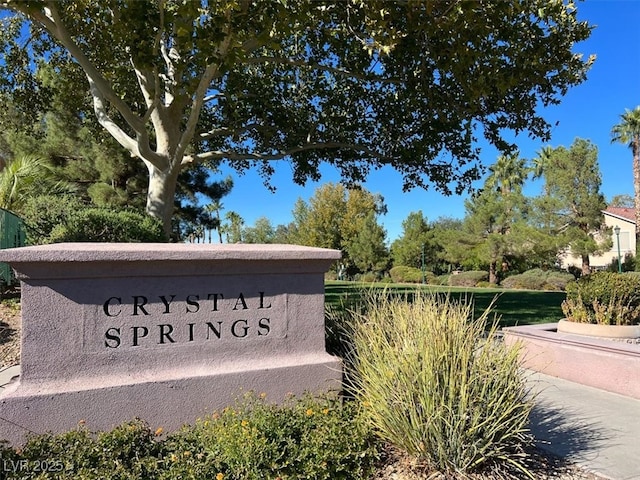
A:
559 206 636 271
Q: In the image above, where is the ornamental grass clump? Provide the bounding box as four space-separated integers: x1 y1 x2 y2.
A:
348 291 535 478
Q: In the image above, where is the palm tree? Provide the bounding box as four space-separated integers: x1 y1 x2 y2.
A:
486 153 528 195
205 201 224 243
224 211 244 243
532 146 554 182
611 106 640 260
0 155 63 212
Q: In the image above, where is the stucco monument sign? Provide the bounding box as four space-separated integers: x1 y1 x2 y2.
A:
0 243 342 445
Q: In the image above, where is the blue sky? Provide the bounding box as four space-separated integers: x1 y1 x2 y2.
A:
216 1 640 243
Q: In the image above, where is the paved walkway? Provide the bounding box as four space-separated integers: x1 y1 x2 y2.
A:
528 372 640 480
1 367 639 479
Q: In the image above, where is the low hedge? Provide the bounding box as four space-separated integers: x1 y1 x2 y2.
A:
501 269 574 291
389 266 435 284
447 271 488 287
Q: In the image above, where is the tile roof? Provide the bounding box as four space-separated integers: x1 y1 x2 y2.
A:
604 206 636 223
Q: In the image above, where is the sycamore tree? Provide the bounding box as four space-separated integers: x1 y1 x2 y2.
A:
0 0 594 236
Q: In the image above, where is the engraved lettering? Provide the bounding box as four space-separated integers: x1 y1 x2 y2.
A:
231 319 249 337
207 293 224 311
233 293 248 310
159 295 176 314
159 324 175 344
258 292 272 309
186 294 200 313
105 327 121 347
132 296 149 316
258 318 271 336
206 321 222 339
103 297 122 317
131 326 149 346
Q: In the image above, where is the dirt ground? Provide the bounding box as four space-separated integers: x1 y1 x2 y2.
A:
0 297 21 369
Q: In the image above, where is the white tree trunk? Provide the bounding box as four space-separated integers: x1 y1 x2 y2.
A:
145 161 181 239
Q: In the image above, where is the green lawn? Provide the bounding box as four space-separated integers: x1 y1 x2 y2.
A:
325 281 565 327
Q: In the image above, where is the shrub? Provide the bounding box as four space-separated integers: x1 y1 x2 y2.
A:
21 195 166 244
447 270 488 287
1 396 377 480
348 292 534 477
501 268 574 291
562 271 640 325
162 394 377 480
49 208 166 243
389 265 423 283
356 272 378 283
9 419 162 479
20 194 86 245
606 252 636 272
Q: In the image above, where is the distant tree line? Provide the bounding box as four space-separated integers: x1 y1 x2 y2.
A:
220 138 615 284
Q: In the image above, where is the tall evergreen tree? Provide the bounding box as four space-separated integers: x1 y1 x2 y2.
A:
462 186 531 284
390 211 434 270
536 138 610 275
611 106 640 260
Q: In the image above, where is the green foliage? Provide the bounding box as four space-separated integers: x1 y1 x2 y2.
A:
0 155 68 212
289 184 388 273
242 216 276 244
606 252 636 272
20 194 87 245
458 153 536 283
348 292 534 476
7 419 162 479
534 138 610 274
611 106 640 258
49 209 165 243
562 272 640 325
0 0 594 235
345 211 389 274
501 269 575 291
164 394 377 480
390 211 433 269
20 195 165 244
448 271 489 287
389 265 432 284
1 396 377 480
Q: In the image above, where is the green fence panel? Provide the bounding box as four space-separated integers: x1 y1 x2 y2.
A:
0 208 25 287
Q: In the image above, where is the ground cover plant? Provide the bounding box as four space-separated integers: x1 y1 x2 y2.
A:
0 395 378 480
346 291 535 478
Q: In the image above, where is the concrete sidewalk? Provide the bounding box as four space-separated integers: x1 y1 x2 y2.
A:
528 372 640 480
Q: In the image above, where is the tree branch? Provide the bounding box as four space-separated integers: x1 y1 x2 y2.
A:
87 77 140 158
34 2 148 136
243 55 400 84
198 122 266 141
182 141 391 165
